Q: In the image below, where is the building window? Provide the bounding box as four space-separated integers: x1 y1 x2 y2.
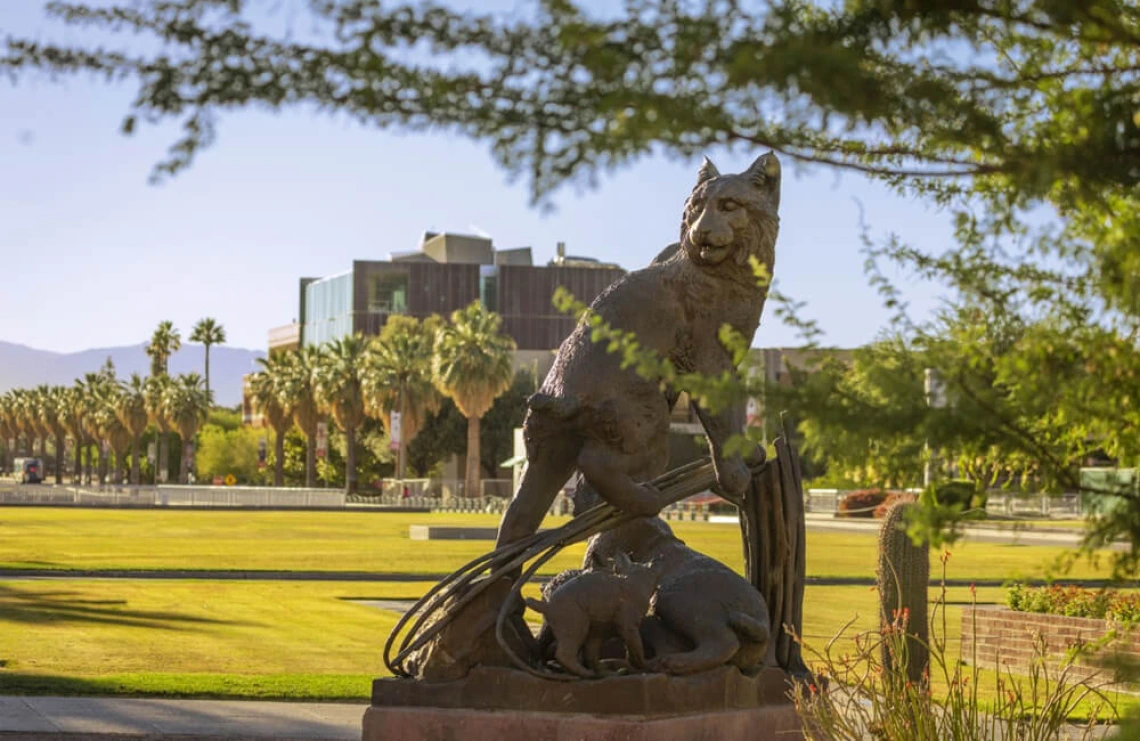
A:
369 273 408 314
480 265 498 312
303 273 353 346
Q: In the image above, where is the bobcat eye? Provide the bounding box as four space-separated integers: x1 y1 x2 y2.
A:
720 199 741 212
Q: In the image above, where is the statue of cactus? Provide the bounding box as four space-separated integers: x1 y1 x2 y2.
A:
877 501 929 684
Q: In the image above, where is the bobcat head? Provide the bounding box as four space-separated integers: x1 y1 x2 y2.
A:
679 153 780 280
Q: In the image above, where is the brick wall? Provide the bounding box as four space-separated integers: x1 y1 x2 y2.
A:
961 605 1139 685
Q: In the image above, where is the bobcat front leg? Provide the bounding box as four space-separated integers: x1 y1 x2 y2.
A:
692 400 756 499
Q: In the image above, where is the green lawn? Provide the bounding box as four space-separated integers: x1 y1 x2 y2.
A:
0 508 1111 581
2 577 1131 717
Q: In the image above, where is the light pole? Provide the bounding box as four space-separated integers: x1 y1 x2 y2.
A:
923 368 946 488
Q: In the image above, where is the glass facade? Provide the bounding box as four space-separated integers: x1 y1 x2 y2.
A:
303 272 353 347
479 265 498 312
368 272 408 314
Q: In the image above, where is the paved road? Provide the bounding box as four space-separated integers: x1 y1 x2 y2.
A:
0 696 364 739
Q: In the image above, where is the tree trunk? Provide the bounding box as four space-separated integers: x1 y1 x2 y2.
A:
84 442 93 485
345 424 357 495
465 415 480 498
37 435 46 461
180 438 192 484
54 434 64 484
273 429 285 487
130 438 140 486
205 345 211 403
97 444 107 486
73 438 82 485
305 425 316 488
396 392 408 480
158 432 169 483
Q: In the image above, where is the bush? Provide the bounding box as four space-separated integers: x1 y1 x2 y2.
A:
873 491 917 519
933 479 987 512
1006 583 1140 624
838 489 890 518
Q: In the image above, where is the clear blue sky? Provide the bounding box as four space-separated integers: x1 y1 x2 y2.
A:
0 0 950 354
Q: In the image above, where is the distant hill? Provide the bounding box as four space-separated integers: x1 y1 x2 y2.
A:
0 341 266 407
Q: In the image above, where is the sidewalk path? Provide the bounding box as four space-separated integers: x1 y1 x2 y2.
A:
0 696 364 739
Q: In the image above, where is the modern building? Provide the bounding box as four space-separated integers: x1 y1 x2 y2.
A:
266 233 623 375
247 233 625 426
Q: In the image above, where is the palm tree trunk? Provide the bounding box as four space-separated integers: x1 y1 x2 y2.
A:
180 437 191 484
204 345 211 403
159 433 169 483
130 438 140 486
97 444 107 486
84 442 93 485
345 425 357 495
304 425 316 488
273 429 285 487
54 434 64 484
73 438 82 485
465 415 480 499
37 435 46 461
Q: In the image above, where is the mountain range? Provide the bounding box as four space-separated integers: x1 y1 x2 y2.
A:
0 341 266 407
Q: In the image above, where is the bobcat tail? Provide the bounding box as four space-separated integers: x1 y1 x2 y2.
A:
524 597 549 615
728 611 770 643
528 393 581 419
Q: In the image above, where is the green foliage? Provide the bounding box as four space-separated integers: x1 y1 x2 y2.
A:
1006 584 1140 624
194 424 266 485
205 407 241 432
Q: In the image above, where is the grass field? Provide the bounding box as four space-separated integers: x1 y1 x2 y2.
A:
0 508 1111 581
0 507 1127 707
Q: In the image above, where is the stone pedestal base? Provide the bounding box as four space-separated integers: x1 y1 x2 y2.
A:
364 665 803 741
363 704 802 741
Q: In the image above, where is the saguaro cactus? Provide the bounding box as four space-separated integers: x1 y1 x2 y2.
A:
877 501 930 684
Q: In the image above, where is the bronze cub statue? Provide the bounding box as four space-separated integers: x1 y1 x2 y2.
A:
497 153 780 547
585 516 770 676
525 553 661 678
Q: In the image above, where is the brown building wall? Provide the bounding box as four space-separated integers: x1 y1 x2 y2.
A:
498 265 624 350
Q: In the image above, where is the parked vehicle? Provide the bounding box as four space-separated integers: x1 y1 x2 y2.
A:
15 457 43 484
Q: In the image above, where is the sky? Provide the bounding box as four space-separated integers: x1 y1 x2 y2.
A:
0 0 953 354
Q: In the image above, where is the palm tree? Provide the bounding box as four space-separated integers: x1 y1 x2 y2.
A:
281 346 322 487
145 375 174 483
146 321 181 480
58 386 87 484
432 302 516 499
146 321 182 376
189 318 226 403
363 315 442 479
116 373 150 486
314 336 369 494
164 374 210 484
11 389 36 458
40 387 69 484
0 393 14 473
250 354 293 487
89 381 124 486
30 385 53 463
77 373 114 485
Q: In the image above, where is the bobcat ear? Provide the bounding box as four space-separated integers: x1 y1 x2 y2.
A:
696 156 720 186
744 151 780 188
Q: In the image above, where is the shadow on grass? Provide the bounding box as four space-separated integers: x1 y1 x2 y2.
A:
0 671 372 701
0 584 257 630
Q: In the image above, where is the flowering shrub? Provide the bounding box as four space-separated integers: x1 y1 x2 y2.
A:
837 489 891 518
873 491 918 519
1006 584 1140 624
